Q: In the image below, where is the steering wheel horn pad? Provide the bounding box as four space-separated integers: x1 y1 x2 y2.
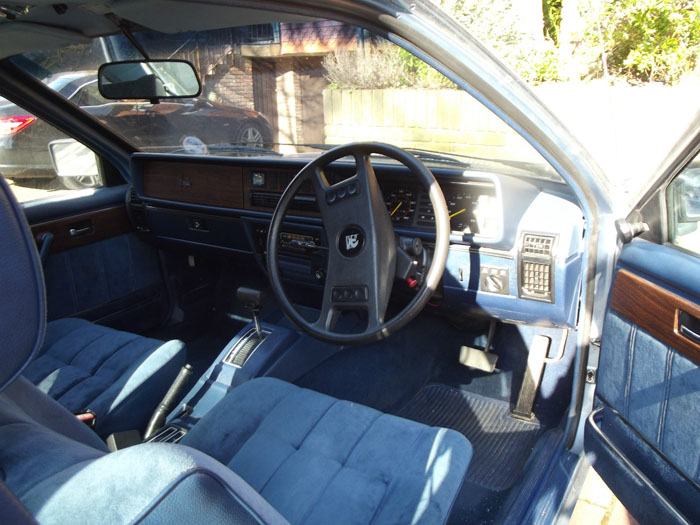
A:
338 226 365 257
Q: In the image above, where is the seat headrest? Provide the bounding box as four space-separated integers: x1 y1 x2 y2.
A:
0 177 45 391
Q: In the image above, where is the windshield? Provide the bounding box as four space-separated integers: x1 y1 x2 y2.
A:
12 20 560 181
46 74 86 93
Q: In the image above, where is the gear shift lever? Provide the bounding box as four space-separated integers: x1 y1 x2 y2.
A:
237 287 264 338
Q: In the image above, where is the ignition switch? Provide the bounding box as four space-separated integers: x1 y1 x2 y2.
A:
396 236 429 288
400 236 423 257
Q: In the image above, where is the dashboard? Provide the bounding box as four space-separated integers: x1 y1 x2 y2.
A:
129 153 585 328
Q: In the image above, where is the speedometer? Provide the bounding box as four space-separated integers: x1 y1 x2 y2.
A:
447 192 472 232
385 189 415 223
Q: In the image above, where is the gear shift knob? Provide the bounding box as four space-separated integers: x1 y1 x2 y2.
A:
237 287 264 337
237 287 264 310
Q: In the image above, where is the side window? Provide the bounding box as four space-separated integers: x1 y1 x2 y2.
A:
667 160 700 254
0 111 103 203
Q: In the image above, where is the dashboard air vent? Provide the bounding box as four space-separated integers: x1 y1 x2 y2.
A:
522 234 554 256
250 191 318 213
251 191 281 208
519 233 555 303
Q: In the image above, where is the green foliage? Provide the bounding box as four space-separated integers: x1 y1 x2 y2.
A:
441 0 562 84
532 49 561 83
325 0 700 87
442 0 700 85
395 48 456 89
542 0 563 45
599 0 700 84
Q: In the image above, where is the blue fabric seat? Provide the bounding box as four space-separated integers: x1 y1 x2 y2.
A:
182 377 472 524
0 176 472 523
22 317 186 438
0 377 289 525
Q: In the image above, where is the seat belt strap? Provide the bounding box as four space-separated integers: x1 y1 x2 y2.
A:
511 335 551 421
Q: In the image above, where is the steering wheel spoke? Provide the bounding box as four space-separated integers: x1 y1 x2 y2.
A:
314 292 340 332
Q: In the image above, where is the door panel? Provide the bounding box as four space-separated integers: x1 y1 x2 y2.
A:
31 206 131 252
24 186 169 332
608 269 700 363
586 239 700 524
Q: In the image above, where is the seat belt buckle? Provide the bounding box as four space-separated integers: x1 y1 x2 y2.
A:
74 410 96 428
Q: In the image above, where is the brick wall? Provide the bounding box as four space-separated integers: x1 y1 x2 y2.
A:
205 57 255 110
280 21 358 55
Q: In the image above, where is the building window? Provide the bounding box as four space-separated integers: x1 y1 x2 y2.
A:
240 24 280 45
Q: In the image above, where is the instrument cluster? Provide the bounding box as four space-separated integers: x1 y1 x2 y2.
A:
382 180 500 238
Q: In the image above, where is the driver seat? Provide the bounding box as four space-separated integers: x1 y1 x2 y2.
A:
0 176 472 523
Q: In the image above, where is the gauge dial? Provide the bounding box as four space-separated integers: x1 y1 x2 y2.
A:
446 192 473 232
415 182 498 236
386 189 415 223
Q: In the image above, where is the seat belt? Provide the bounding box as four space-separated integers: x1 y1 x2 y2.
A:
511 334 551 421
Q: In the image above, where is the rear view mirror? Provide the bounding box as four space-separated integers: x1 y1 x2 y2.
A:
98 59 201 100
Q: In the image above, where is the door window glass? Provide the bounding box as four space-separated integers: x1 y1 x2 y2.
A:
0 108 102 203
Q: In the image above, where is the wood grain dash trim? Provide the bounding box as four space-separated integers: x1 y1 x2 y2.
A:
31 206 131 253
610 269 700 364
143 161 244 208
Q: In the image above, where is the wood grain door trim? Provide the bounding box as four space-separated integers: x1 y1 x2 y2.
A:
610 269 700 364
31 206 131 253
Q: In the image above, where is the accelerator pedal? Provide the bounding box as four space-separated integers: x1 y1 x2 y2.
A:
459 320 498 373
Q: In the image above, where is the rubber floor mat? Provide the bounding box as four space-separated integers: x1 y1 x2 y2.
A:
397 384 543 491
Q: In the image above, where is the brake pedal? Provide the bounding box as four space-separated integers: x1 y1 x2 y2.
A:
459 320 498 373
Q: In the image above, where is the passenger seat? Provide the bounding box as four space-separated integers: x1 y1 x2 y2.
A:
22 317 185 438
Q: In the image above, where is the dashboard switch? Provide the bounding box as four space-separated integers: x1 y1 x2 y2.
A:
480 266 509 295
331 286 368 303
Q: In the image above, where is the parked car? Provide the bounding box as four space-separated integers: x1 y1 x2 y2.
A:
0 1 698 524
0 71 272 189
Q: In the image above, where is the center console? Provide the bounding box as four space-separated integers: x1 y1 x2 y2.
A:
147 320 299 442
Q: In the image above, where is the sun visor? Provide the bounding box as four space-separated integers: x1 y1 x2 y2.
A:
0 22 90 59
110 0 317 33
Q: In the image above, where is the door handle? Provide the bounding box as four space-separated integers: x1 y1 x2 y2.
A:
69 226 91 237
678 310 700 345
67 219 93 237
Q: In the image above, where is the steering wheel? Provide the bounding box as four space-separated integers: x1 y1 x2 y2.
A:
267 142 450 344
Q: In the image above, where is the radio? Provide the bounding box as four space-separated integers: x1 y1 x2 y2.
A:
280 231 322 251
